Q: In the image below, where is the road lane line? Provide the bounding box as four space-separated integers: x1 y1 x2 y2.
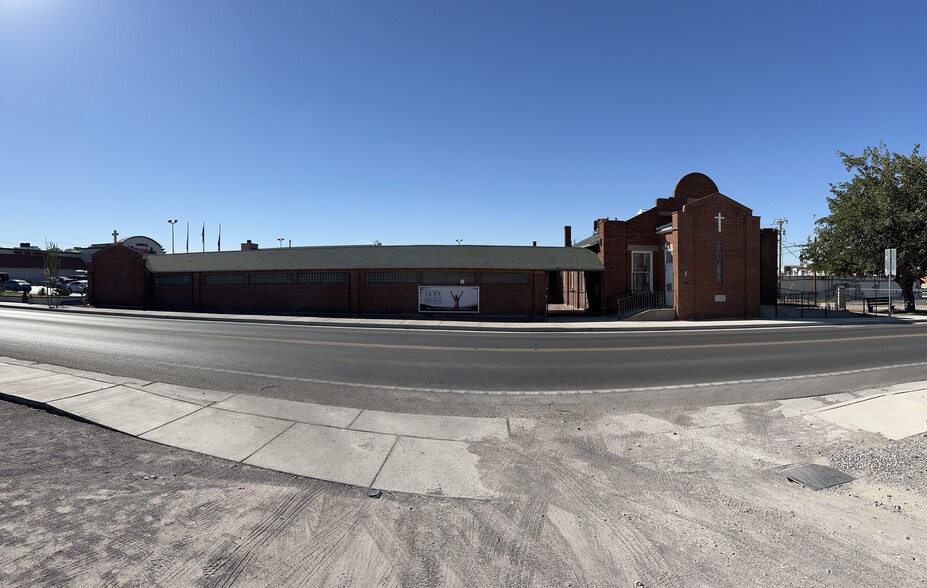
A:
182 330 927 353
146 359 927 396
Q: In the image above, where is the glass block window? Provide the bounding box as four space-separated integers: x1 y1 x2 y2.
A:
249 273 294 285
421 271 476 285
297 272 348 285
481 272 530 285
155 274 192 286
204 273 245 286
364 271 417 284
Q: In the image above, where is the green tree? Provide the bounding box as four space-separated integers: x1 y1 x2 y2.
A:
44 241 62 307
802 144 927 312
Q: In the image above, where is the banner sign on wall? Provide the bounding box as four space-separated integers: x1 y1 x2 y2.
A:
418 286 479 313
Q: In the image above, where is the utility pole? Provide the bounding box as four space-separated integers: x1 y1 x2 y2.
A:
773 218 788 293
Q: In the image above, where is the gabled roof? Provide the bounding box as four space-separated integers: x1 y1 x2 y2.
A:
574 234 600 248
681 192 754 215
145 244 604 273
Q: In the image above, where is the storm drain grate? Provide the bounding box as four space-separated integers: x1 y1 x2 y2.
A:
782 464 855 491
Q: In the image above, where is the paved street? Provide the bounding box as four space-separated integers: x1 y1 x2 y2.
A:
3 304 927 586
2 305 927 416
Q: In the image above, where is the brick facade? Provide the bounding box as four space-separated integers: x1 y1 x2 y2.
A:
90 248 551 318
561 172 775 320
87 245 148 309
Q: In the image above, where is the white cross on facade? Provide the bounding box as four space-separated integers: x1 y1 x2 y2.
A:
715 213 724 233
112 229 119 243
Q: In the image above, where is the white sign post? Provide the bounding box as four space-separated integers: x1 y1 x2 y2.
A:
885 248 897 317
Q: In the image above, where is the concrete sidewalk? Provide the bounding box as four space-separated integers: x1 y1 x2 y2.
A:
4 356 927 500
3 299 925 332
0 358 506 499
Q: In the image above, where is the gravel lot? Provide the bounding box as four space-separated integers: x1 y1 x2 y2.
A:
2 387 926 587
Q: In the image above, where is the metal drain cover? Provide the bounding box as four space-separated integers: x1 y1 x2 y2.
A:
782 464 854 490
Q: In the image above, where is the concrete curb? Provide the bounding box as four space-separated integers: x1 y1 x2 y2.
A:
2 300 922 333
0 359 506 499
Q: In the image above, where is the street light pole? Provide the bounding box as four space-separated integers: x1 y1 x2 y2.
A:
277 238 285 248
168 219 178 254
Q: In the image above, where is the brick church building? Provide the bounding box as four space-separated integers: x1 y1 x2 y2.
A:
559 172 778 320
88 173 777 320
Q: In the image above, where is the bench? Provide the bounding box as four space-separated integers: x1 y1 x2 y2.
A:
865 296 896 314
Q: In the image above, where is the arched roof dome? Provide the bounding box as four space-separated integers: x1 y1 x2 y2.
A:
673 173 719 200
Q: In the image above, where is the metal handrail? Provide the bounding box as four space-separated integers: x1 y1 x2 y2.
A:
611 291 665 319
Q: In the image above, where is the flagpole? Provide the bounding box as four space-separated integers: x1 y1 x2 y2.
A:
185 221 189 253
201 222 205 253
218 223 221 252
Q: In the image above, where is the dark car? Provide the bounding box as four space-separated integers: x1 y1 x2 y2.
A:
4 279 32 293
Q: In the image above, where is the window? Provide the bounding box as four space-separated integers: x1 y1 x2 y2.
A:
631 251 652 292
204 273 245 285
249 273 294 285
421 271 476 285
155 274 192 285
364 271 417 284
481 272 530 285
297 272 347 285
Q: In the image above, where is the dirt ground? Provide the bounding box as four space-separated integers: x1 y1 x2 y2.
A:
1 389 925 587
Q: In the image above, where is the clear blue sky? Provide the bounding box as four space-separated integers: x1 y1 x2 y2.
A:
2 1 924 265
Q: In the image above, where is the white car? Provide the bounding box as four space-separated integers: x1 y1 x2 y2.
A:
67 280 88 294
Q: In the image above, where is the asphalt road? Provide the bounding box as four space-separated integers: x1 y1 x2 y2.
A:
3 307 927 415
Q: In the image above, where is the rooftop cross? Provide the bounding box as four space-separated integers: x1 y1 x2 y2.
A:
112 229 119 243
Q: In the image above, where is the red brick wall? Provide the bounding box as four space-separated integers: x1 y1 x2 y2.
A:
123 268 549 317
153 282 194 309
359 284 419 314
673 194 761 320
759 228 779 304
88 245 148 309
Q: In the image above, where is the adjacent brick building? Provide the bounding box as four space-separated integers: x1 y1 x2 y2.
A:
88 243 603 318
88 172 777 320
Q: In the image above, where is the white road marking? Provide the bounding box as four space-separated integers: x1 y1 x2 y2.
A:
148 360 927 396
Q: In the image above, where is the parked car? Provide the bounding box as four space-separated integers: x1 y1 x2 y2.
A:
67 280 88 294
4 279 32 293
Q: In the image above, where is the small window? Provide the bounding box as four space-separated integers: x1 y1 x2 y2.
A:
364 271 417 284
204 274 245 285
155 274 192 286
297 272 348 285
249 273 294 285
481 272 530 285
421 271 476 285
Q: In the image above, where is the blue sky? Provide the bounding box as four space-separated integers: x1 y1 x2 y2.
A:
1 1 924 265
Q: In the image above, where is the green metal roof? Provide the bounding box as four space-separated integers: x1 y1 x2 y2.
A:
145 244 604 273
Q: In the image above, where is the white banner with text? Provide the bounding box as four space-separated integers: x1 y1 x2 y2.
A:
418 286 480 313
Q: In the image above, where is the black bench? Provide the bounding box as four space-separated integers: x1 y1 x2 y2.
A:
865 296 896 314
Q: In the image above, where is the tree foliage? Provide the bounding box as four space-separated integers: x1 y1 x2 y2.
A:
802 144 927 311
44 241 63 307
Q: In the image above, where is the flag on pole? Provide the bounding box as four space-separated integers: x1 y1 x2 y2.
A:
185 222 189 253
218 223 221 252
201 222 205 252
